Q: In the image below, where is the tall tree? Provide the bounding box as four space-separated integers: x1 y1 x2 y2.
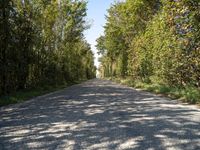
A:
0 0 96 96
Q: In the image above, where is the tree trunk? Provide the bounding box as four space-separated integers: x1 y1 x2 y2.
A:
1 0 9 94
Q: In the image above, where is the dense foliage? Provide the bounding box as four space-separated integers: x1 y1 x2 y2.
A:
97 0 200 89
0 0 96 95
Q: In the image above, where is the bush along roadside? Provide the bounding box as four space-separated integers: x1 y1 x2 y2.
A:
0 80 86 107
110 77 200 105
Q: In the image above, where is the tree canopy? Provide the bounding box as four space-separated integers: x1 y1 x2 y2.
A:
97 0 200 88
0 0 96 95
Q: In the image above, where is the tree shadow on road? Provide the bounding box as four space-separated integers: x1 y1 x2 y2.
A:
0 79 200 149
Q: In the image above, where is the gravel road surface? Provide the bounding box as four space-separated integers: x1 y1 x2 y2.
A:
0 79 200 150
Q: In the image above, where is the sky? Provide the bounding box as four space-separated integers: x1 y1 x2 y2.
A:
84 0 115 68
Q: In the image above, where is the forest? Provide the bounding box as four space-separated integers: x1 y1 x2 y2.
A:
96 0 200 103
0 0 200 105
0 0 96 98
0 1 200 148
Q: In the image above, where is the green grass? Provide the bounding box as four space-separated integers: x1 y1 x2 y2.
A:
0 80 85 107
112 77 200 104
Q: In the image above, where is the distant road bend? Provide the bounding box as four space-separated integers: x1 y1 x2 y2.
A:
0 79 200 150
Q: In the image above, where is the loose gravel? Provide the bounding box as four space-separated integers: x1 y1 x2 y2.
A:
0 79 200 150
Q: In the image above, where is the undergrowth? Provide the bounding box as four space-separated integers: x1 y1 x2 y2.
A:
111 77 200 104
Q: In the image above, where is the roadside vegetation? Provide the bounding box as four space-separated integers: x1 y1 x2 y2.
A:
0 0 96 106
0 80 86 107
112 77 200 104
96 0 200 104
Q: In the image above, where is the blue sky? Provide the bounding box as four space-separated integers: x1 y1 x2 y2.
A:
84 0 115 68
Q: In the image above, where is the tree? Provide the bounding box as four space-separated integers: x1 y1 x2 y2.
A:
97 0 200 88
0 0 96 96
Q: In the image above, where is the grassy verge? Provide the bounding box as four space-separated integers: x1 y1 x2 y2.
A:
110 77 200 105
0 80 85 107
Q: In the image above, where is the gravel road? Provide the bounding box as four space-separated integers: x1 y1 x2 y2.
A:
0 79 200 150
